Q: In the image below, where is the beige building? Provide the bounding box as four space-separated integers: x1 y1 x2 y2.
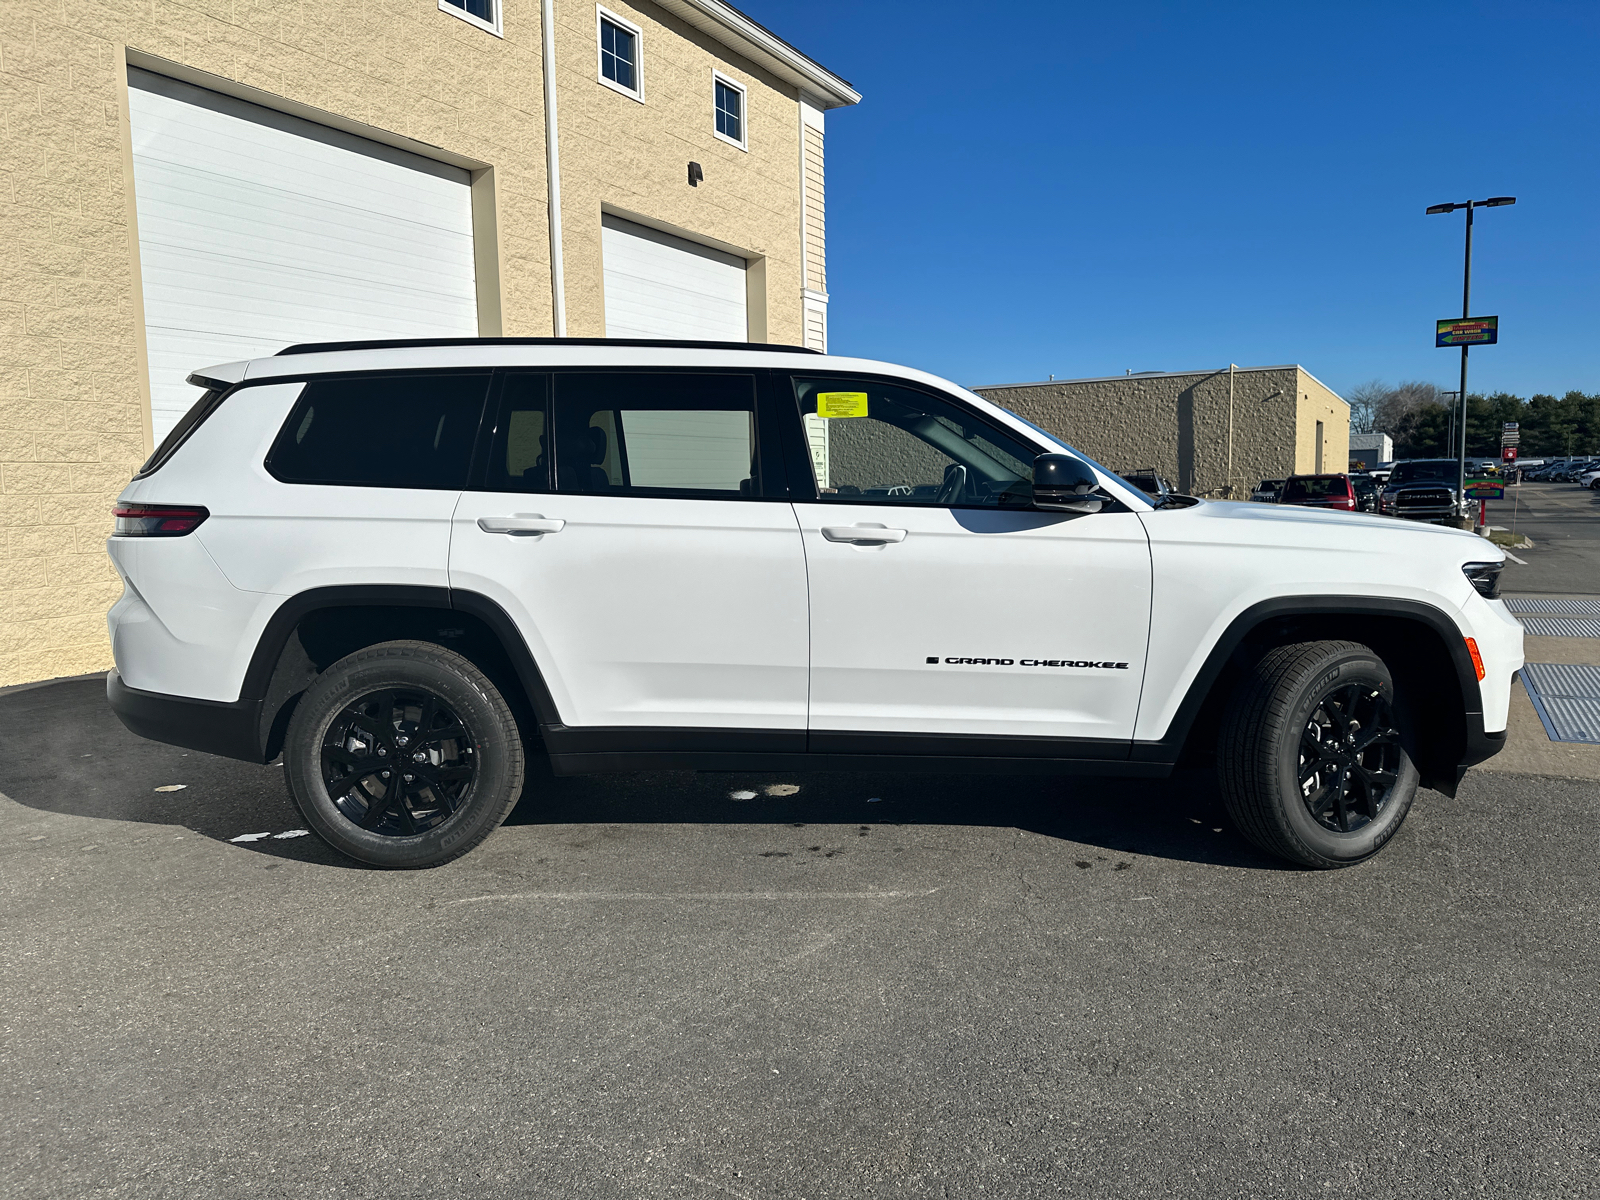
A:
0 0 858 688
976 365 1350 498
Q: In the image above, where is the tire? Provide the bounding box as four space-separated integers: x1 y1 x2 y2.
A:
283 640 525 868
1218 640 1419 869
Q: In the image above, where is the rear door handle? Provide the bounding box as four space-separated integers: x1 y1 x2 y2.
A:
477 514 565 535
820 524 907 544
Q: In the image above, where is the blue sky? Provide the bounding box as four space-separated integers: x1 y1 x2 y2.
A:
745 1 1600 398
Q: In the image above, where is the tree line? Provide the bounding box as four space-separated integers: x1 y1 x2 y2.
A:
1347 380 1600 459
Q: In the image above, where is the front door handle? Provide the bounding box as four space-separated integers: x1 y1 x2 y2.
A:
477 514 565 535
821 524 907 544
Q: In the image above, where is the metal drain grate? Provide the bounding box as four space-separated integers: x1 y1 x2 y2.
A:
1506 597 1600 616
1521 662 1600 744
1520 617 1600 638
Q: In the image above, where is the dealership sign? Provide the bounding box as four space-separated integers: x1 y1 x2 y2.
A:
1437 316 1499 347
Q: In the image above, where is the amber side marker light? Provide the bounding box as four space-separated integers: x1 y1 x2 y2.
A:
111 503 209 537
1465 637 1486 681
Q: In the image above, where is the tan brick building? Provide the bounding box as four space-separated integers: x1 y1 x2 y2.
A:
0 0 857 688
976 366 1350 499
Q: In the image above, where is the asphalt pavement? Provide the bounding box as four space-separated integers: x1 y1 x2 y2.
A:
3 677 1597 1199
1495 480 1600 594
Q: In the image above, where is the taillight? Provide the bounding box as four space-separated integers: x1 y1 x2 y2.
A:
111 503 209 537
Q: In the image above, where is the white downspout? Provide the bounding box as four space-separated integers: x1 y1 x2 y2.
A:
540 0 567 336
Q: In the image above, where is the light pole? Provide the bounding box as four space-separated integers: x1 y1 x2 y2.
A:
1426 196 1515 521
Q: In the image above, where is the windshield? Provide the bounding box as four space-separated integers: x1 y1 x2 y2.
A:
1282 476 1347 500
1389 460 1457 486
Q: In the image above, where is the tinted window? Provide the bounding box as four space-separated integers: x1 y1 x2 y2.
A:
480 372 550 493
553 373 758 497
268 374 489 489
1282 476 1348 500
600 18 637 90
792 376 1038 507
715 79 743 142
1389 460 1456 485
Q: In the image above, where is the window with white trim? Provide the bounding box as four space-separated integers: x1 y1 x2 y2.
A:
713 72 746 150
439 0 501 37
598 8 642 100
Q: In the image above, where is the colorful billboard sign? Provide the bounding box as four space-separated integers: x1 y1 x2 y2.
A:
1437 316 1499 347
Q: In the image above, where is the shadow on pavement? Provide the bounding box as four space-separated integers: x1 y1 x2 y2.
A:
0 677 1287 873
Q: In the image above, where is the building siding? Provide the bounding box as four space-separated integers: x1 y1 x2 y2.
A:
802 124 824 294
0 0 836 688
554 0 806 342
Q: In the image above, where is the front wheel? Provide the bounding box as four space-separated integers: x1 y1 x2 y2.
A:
1218 640 1419 869
283 640 525 868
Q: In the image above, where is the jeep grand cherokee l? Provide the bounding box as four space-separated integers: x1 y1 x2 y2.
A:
106 338 1523 871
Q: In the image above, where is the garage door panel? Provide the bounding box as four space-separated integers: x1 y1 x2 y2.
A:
128 68 477 441
129 80 471 227
602 215 747 342
131 166 477 277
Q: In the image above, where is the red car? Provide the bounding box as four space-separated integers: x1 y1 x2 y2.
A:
1277 473 1357 511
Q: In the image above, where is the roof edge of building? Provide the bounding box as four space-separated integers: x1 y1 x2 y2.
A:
654 0 861 109
974 365 1307 391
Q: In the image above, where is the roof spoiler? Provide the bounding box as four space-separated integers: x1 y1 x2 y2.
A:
185 361 250 390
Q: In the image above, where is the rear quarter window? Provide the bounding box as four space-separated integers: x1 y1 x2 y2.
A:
267 373 490 489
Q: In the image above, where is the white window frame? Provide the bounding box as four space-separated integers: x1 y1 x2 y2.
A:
712 70 748 151
438 0 503 38
596 6 644 103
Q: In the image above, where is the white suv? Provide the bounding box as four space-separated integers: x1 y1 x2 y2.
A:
107 339 1523 871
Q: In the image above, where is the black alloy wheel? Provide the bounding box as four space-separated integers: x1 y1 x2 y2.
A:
1296 683 1402 834
321 688 476 836
1218 639 1420 869
283 640 525 868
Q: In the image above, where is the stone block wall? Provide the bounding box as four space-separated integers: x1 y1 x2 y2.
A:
976 366 1350 497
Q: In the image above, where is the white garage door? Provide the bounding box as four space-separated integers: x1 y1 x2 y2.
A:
127 68 478 441
602 215 747 342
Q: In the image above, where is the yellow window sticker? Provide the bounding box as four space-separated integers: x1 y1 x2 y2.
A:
817 391 869 419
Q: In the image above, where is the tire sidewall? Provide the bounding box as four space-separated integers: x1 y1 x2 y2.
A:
285 650 518 868
1273 652 1418 864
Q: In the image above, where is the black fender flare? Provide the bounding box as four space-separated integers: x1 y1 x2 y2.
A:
243 585 564 758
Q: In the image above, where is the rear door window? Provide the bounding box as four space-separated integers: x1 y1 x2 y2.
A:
552 372 759 497
267 373 490 489
477 372 550 493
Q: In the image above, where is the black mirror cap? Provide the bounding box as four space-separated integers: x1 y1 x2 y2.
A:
1033 453 1103 512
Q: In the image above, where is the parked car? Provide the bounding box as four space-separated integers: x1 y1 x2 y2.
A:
106 337 1521 872
1349 472 1381 512
1279 473 1357 512
1368 462 1396 485
1250 478 1285 503
1580 468 1600 490
1121 467 1175 505
1379 459 1475 523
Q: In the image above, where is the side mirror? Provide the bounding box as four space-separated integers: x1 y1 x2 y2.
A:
1033 453 1107 514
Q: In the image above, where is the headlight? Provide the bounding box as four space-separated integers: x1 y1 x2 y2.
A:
1462 561 1503 600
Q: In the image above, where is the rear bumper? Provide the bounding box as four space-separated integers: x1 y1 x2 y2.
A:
106 671 267 763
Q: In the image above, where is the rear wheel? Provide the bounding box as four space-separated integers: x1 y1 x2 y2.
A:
283 640 525 868
1218 640 1419 869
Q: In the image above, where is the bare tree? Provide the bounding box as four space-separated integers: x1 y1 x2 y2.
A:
1369 380 1448 434
1346 380 1391 434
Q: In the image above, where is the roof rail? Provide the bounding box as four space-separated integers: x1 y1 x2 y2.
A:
275 336 821 356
